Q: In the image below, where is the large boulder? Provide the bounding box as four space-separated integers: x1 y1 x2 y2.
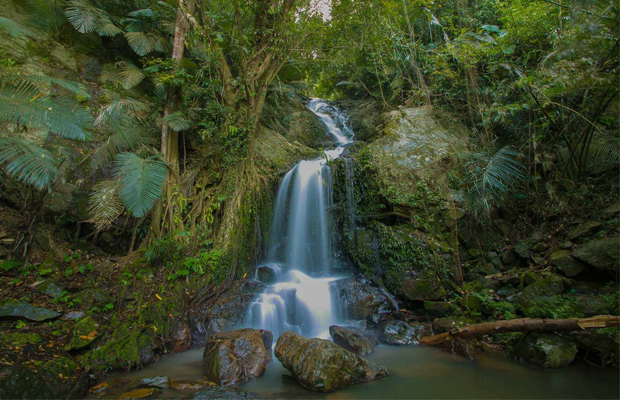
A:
274 331 388 392
516 276 565 314
375 320 432 345
509 333 577 368
202 329 271 386
329 325 378 356
573 238 619 274
549 251 587 277
329 279 396 320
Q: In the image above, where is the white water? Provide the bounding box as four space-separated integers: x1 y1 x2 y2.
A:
245 99 354 339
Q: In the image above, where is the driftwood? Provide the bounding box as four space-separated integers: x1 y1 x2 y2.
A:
419 315 620 346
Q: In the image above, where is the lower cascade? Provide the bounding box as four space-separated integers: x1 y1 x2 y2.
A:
245 99 354 339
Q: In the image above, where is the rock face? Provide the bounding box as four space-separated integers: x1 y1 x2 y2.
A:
573 238 619 274
329 279 396 320
274 331 388 392
172 321 191 353
549 250 586 277
188 387 257 400
329 325 378 355
0 364 89 400
516 276 565 312
401 273 447 301
0 299 61 321
375 320 432 345
510 333 577 368
202 329 271 386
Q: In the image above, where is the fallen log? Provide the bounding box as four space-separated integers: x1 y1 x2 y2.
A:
419 315 620 346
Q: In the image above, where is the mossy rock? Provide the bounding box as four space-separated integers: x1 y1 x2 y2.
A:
0 299 61 321
2 332 42 346
573 238 620 274
432 317 473 334
87 325 157 371
72 288 111 309
65 316 101 351
516 276 565 311
549 250 586 277
459 295 484 312
402 274 447 302
509 333 577 368
423 301 461 317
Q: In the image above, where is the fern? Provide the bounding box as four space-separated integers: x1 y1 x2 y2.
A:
467 146 526 214
87 180 124 229
0 16 36 37
0 137 59 190
115 152 167 218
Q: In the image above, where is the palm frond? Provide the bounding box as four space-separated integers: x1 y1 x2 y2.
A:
0 137 59 190
119 63 145 90
92 121 145 168
0 16 37 37
95 96 149 126
0 83 92 141
163 111 190 132
21 75 91 98
64 0 99 33
114 152 167 218
87 180 124 229
125 32 158 56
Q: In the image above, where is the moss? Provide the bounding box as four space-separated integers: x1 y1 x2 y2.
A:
42 357 79 378
2 332 42 346
86 323 156 371
65 316 100 351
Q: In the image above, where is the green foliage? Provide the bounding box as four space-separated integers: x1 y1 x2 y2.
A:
0 260 20 272
114 152 167 218
87 180 124 230
0 137 59 190
0 16 36 37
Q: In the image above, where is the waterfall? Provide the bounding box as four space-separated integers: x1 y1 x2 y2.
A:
245 99 354 339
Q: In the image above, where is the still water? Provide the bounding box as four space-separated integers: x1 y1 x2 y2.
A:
99 344 620 399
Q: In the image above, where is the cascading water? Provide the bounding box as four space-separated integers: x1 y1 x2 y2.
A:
245 99 354 339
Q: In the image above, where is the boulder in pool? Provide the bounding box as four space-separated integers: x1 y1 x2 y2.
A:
329 325 378 355
202 328 271 385
375 320 432 345
274 331 389 392
509 333 577 368
329 278 396 320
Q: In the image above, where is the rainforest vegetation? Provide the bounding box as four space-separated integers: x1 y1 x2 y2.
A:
0 0 618 399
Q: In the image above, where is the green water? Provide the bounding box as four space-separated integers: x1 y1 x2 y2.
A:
98 345 619 399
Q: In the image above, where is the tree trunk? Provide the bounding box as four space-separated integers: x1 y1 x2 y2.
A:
150 1 194 238
420 315 620 346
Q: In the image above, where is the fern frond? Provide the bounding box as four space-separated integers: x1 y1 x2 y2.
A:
87 180 124 229
114 152 167 218
21 75 91 98
163 111 190 132
0 84 92 140
119 63 145 90
0 16 36 37
0 137 58 190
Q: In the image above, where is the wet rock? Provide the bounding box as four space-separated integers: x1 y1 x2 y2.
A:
90 381 111 394
330 325 378 355
571 331 619 367
256 265 278 284
510 333 577 368
72 288 112 309
401 273 447 301
0 299 61 321
119 388 162 400
202 329 270 386
187 387 258 400
423 301 460 317
375 320 432 345
65 315 100 351
36 280 63 299
442 338 481 360
137 376 170 389
549 250 587 277
573 238 620 274
172 321 191 353
501 248 518 265
575 296 608 317
170 380 211 390
432 317 473 334
567 221 601 241
329 278 396 319
365 313 392 330
61 311 86 321
274 331 389 392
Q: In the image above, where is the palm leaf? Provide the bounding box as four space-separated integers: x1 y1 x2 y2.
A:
64 0 99 34
125 32 158 56
114 152 167 218
95 96 149 126
0 137 59 190
21 75 91 98
87 180 124 229
119 63 145 89
163 111 190 132
0 83 92 141
0 16 37 37
92 121 146 168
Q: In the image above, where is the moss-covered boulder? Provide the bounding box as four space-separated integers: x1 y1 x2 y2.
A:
374 320 432 345
87 325 158 371
509 333 578 368
432 317 473 334
401 273 447 302
329 278 396 320
423 301 461 317
549 250 587 277
573 238 619 274
516 276 565 315
274 331 389 392
65 316 101 351
0 360 88 400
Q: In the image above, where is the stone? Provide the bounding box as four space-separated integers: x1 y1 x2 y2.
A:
202 329 270 386
365 313 392 330
515 241 531 259
497 286 516 298
571 331 619 367
423 301 460 317
458 295 483 312
36 280 63 299
573 238 620 274
375 320 432 345
522 271 541 286
516 276 565 310
329 278 396 319
401 274 447 301
560 242 574 250
567 221 602 241
256 265 278 284
72 288 111 309
432 317 472 334
330 325 378 355
549 250 587 277
442 338 481 360
274 331 388 392
61 311 86 321
501 248 518 265
491 257 505 270
188 387 257 400
532 242 550 253
575 296 608 317
90 381 111 394
65 316 100 351
170 380 211 390
0 364 89 400
172 321 191 353
137 376 170 389
0 299 61 321
510 333 577 368
118 388 161 400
